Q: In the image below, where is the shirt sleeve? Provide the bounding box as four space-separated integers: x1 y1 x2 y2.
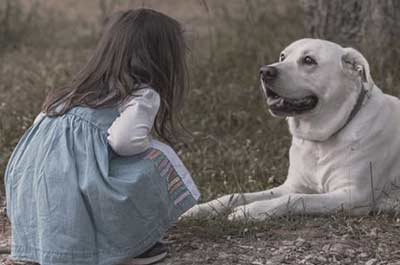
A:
33 112 46 125
107 88 161 156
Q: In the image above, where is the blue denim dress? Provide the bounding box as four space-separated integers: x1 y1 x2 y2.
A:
4 106 200 265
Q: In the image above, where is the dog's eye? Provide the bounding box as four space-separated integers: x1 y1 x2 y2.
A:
279 53 285 62
303 56 317 65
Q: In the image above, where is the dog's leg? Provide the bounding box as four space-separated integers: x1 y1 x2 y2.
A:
228 189 371 220
183 184 292 218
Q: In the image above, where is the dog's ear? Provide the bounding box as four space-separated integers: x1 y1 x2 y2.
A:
341 47 374 88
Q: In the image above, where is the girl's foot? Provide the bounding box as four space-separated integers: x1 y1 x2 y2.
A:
122 242 168 265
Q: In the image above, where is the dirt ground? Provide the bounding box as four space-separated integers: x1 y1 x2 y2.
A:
2 214 400 265
162 217 400 265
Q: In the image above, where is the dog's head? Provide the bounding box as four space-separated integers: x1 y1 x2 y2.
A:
260 38 374 141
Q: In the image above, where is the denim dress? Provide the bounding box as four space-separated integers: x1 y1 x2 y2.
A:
4 106 200 265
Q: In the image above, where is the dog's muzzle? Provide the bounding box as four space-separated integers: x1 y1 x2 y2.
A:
260 65 318 116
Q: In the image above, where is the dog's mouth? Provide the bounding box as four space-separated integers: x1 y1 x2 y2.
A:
263 85 318 116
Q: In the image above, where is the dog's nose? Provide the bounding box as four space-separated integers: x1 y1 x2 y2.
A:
260 66 278 81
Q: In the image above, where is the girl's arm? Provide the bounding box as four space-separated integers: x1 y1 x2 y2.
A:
107 88 160 156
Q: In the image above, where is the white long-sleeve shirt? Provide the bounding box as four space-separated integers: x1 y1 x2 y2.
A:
33 88 160 156
107 88 160 156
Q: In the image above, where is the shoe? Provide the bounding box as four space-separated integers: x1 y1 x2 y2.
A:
122 242 168 265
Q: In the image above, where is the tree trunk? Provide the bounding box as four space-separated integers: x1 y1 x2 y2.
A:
303 0 400 47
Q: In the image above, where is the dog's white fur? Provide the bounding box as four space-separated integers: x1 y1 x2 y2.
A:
184 38 400 220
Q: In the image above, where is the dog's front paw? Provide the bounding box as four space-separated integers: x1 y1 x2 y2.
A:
181 205 203 219
228 202 278 221
181 203 221 219
227 206 251 221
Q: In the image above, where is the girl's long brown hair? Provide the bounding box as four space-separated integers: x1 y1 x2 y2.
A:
42 9 188 144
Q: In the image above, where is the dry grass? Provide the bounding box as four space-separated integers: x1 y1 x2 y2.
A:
0 0 304 198
2 2 400 264
1 0 400 212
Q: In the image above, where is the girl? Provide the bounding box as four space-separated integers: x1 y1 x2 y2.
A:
5 9 199 265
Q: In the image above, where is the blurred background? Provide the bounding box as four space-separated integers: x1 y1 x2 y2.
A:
1 0 399 202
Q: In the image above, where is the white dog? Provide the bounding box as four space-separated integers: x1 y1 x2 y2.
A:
185 38 400 220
